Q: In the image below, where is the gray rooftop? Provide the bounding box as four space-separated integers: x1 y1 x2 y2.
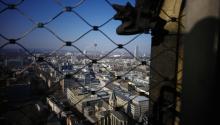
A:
133 96 148 102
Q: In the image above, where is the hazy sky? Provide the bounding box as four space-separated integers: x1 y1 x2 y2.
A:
0 0 151 55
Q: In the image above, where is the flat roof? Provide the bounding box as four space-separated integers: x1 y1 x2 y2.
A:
133 96 149 102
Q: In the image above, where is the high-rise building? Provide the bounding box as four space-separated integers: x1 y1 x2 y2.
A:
130 96 149 122
134 45 139 59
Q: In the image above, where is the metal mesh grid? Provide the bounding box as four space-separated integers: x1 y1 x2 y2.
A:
0 0 184 125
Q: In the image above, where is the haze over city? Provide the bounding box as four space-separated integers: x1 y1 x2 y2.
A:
0 0 152 125
0 0 151 56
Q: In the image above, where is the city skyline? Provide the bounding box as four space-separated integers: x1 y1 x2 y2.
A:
0 1 151 124
0 0 151 56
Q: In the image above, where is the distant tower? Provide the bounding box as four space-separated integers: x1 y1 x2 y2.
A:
134 45 139 59
109 90 117 110
83 50 87 55
83 50 87 65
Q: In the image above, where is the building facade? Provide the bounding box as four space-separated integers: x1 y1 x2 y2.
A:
131 96 149 122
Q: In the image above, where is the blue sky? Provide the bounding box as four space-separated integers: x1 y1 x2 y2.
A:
0 0 151 55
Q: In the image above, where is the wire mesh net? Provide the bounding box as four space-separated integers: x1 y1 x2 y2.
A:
0 0 184 125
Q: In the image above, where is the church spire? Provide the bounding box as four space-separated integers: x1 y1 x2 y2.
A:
109 90 117 110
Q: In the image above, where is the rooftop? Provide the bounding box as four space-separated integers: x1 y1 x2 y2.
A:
133 96 149 102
